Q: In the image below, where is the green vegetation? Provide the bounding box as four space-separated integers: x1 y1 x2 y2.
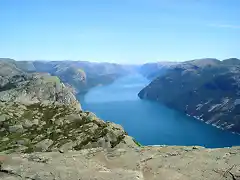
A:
0 102 128 153
42 75 61 84
133 138 142 147
77 68 86 75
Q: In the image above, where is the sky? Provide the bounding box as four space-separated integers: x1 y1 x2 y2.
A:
0 0 240 64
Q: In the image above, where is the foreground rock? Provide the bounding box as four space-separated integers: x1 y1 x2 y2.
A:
139 58 240 134
0 146 240 180
0 101 136 153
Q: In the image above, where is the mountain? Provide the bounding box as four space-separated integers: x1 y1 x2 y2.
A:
139 58 240 134
139 61 179 80
0 58 239 180
0 60 80 109
6 59 136 94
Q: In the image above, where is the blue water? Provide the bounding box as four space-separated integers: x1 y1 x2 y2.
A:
78 74 240 148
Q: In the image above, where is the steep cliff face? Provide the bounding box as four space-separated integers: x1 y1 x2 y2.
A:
139 58 240 134
0 59 136 154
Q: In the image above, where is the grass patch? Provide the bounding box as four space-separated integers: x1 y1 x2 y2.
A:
42 75 61 84
133 138 142 147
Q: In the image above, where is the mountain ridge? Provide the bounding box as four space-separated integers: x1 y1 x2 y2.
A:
139 58 240 134
0 58 136 95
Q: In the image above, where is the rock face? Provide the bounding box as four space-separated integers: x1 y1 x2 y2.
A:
0 146 240 180
0 59 80 109
139 58 240 134
0 73 80 109
0 101 136 153
0 59 137 153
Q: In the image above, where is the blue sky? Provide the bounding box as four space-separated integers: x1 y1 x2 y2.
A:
0 0 239 64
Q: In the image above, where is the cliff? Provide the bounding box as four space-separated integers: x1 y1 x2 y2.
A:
0 60 80 109
0 60 136 153
139 58 240 134
0 101 136 153
0 58 240 180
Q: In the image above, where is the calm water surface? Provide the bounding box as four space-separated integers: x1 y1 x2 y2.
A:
78 74 240 148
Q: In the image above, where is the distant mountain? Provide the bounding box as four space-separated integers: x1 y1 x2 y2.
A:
139 58 240 134
222 58 240 66
139 61 179 80
1 59 136 94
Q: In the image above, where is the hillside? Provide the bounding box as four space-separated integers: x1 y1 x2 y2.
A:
0 60 80 109
0 60 136 153
0 101 136 153
139 58 240 134
11 60 135 94
139 62 179 80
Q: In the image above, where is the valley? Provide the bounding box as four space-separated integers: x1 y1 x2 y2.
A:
1 1 240 178
79 73 240 148
0 58 240 180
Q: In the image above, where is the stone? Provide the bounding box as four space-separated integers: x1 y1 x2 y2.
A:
0 114 7 122
59 141 76 153
8 124 24 133
1 137 9 142
0 146 240 180
22 119 34 128
34 139 54 152
16 139 29 145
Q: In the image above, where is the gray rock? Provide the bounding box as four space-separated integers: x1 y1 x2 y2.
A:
22 119 34 128
0 146 240 180
8 125 24 133
0 114 7 122
1 137 9 142
59 142 76 153
35 139 54 152
16 139 29 145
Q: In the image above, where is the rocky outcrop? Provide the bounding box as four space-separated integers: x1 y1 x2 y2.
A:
0 101 136 153
139 58 240 134
0 146 240 180
0 58 80 109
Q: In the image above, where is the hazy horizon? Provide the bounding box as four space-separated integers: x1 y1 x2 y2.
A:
1 57 239 65
1 0 239 63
